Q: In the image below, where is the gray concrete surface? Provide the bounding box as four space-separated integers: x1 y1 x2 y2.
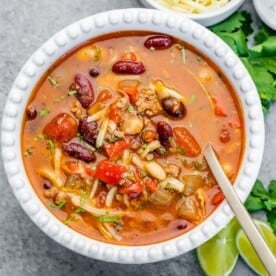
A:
0 0 274 275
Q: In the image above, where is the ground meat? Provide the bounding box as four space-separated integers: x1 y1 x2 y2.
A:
44 187 58 199
164 163 181 177
54 191 68 205
220 124 231 143
136 89 162 116
70 100 84 119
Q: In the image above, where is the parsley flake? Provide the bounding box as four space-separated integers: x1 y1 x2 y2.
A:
39 108 50 117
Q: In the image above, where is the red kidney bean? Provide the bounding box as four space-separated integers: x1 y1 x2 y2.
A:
157 121 173 148
176 220 188 230
73 73 94 108
162 97 186 118
144 35 173 49
89 67 100 78
78 119 98 146
112 61 145 75
63 143 96 162
43 180 52 190
26 106 37 120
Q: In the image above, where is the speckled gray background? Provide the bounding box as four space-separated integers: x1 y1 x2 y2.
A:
0 0 274 275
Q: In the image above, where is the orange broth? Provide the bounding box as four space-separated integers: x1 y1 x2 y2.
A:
22 31 244 245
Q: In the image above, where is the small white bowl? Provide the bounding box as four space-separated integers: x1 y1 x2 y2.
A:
1 8 264 264
141 0 245 26
253 0 276 30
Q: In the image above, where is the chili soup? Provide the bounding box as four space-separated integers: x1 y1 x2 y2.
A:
22 31 244 245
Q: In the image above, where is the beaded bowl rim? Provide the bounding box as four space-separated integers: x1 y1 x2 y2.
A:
1 8 264 264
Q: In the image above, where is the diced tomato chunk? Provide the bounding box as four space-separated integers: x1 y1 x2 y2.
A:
118 79 139 104
43 113 77 143
95 160 126 185
97 89 112 103
173 127 201 157
121 52 137 61
108 103 122 124
212 97 227 117
212 191 225 205
144 177 158 192
104 140 129 159
119 182 143 194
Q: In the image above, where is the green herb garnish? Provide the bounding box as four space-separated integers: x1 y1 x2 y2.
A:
98 215 120 223
193 160 201 170
127 105 135 112
109 136 123 143
47 139 55 154
245 179 276 234
209 11 276 114
189 95 196 103
24 146 34 157
141 171 148 178
47 75 59 87
94 46 101 60
159 146 168 155
68 89 77 96
80 193 89 207
176 147 185 155
75 207 86 214
63 215 75 226
39 108 50 117
50 199 66 209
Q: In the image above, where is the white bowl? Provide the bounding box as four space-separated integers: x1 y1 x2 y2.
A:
1 8 264 264
141 0 245 26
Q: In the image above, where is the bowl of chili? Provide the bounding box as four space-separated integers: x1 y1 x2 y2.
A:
1 8 264 263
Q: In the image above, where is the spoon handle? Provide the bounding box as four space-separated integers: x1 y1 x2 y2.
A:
204 144 276 275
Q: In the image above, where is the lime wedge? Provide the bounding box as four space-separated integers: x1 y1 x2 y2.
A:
236 220 276 276
197 219 240 276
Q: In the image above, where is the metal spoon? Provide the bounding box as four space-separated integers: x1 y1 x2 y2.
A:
204 144 276 275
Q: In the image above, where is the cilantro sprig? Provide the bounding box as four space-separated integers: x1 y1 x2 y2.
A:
245 179 276 234
210 12 276 114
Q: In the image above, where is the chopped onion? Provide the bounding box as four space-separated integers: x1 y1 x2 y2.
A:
139 140 161 159
105 187 118 208
144 161 166 180
67 193 124 216
87 107 107 122
151 80 187 102
160 177 185 192
103 222 122 241
149 189 173 205
96 221 113 240
96 118 109 148
131 154 145 170
54 147 62 177
90 179 99 199
123 194 130 207
122 149 131 166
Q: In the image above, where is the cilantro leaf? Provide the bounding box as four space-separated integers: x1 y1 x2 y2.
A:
250 179 269 199
267 209 276 235
210 11 252 34
50 200 66 209
244 195 265 212
39 108 50 117
255 24 276 45
98 215 120 223
268 180 276 198
249 37 276 58
209 11 276 113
